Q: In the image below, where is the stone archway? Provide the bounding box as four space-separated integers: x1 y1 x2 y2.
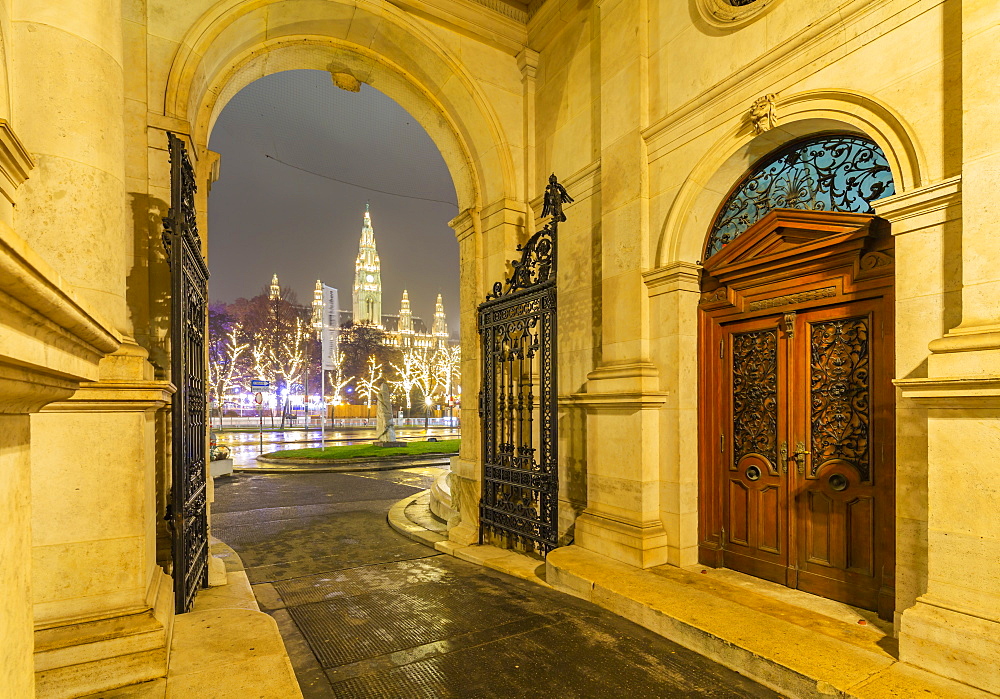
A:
157 0 527 549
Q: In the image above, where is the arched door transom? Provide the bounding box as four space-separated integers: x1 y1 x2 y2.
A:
705 134 896 259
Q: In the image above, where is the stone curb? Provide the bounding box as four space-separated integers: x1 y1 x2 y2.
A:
386 491 551 589
254 451 458 466
236 455 454 474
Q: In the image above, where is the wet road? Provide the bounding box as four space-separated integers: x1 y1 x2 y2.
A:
212 468 781 698
215 429 460 467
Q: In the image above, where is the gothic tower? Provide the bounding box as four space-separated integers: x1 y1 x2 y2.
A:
352 203 382 325
398 289 413 336
432 293 448 346
269 273 281 300
311 279 323 330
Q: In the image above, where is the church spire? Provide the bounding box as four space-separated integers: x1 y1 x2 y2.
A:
432 293 448 345
269 273 280 300
398 290 413 335
352 205 382 325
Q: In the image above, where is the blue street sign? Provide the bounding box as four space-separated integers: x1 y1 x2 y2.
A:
250 380 269 389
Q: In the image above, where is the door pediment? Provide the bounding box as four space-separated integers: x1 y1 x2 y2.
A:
702 209 879 287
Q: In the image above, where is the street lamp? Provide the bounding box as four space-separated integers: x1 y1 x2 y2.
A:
424 395 433 433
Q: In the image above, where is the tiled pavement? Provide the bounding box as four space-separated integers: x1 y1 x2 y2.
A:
213 469 780 698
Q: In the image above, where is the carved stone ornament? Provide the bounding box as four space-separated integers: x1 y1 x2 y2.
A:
749 93 779 134
330 71 361 92
696 0 779 29
860 250 894 270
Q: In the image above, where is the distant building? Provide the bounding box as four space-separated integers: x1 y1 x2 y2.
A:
352 203 382 324
309 205 453 351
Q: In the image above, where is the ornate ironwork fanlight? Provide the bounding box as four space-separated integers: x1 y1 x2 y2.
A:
705 134 895 258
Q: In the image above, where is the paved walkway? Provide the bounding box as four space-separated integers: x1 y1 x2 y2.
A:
212 468 780 698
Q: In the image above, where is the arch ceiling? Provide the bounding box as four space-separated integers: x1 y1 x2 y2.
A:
163 0 519 212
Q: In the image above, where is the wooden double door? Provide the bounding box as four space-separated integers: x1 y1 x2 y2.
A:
699 210 895 619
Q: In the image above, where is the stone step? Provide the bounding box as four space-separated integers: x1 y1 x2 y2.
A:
546 545 993 699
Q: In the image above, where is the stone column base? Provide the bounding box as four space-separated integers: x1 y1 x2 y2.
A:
34 570 173 699
899 598 1000 695
574 511 669 568
447 470 481 546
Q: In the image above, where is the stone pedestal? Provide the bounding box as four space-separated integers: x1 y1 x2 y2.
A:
896 369 1000 693
567 363 669 568
30 344 174 697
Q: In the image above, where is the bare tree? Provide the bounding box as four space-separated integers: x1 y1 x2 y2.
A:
327 350 354 405
389 348 422 410
356 355 383 408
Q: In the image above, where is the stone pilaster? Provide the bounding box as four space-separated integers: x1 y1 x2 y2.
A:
0 203 119 696
517 49 538 200
644 262 701 567
566 0 668 567
886 5 1000 689
874 177 961 629
31 341 174 697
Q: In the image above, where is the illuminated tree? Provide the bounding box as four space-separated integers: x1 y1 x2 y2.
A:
390 348 421 409
327 350 354 405
207 306 249 426
356 355 383 408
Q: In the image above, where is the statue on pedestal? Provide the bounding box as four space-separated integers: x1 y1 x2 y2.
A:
375 382 398 445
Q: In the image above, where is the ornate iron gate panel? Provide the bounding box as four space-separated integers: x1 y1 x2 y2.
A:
478 175 571 555
164 133 210 613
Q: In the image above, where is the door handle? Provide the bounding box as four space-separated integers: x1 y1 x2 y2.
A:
793 441 810 474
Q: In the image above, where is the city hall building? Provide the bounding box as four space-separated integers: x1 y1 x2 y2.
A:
1 0 997 696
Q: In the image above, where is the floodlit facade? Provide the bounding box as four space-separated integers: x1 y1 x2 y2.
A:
2 0 999 696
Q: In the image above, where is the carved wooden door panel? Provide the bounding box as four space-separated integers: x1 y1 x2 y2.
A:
722 317 789 585
719 297 893 617
789 299 894 616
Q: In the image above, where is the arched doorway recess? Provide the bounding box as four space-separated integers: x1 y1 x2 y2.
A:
697 134 897 620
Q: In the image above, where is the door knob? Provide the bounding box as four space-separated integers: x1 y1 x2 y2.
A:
793 441 810 474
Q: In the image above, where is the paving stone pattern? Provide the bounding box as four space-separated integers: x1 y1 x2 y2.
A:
213 470 781 698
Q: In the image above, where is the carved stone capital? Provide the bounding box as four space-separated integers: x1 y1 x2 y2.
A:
643 261 702 296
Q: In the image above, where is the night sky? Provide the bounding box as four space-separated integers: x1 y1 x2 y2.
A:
207 70 460 329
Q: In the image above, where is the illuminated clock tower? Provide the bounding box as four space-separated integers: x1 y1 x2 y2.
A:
352 203 383 325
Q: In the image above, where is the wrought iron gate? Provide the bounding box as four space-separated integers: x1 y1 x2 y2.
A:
164 133 209 613
478 175 571 555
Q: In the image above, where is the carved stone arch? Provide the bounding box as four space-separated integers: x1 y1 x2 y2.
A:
655 89 926 267
162 0 520 212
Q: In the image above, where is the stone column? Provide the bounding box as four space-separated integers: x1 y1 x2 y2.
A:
12 0 128 334
891 4 1000 692
447 207 483 545
568 0 670 568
